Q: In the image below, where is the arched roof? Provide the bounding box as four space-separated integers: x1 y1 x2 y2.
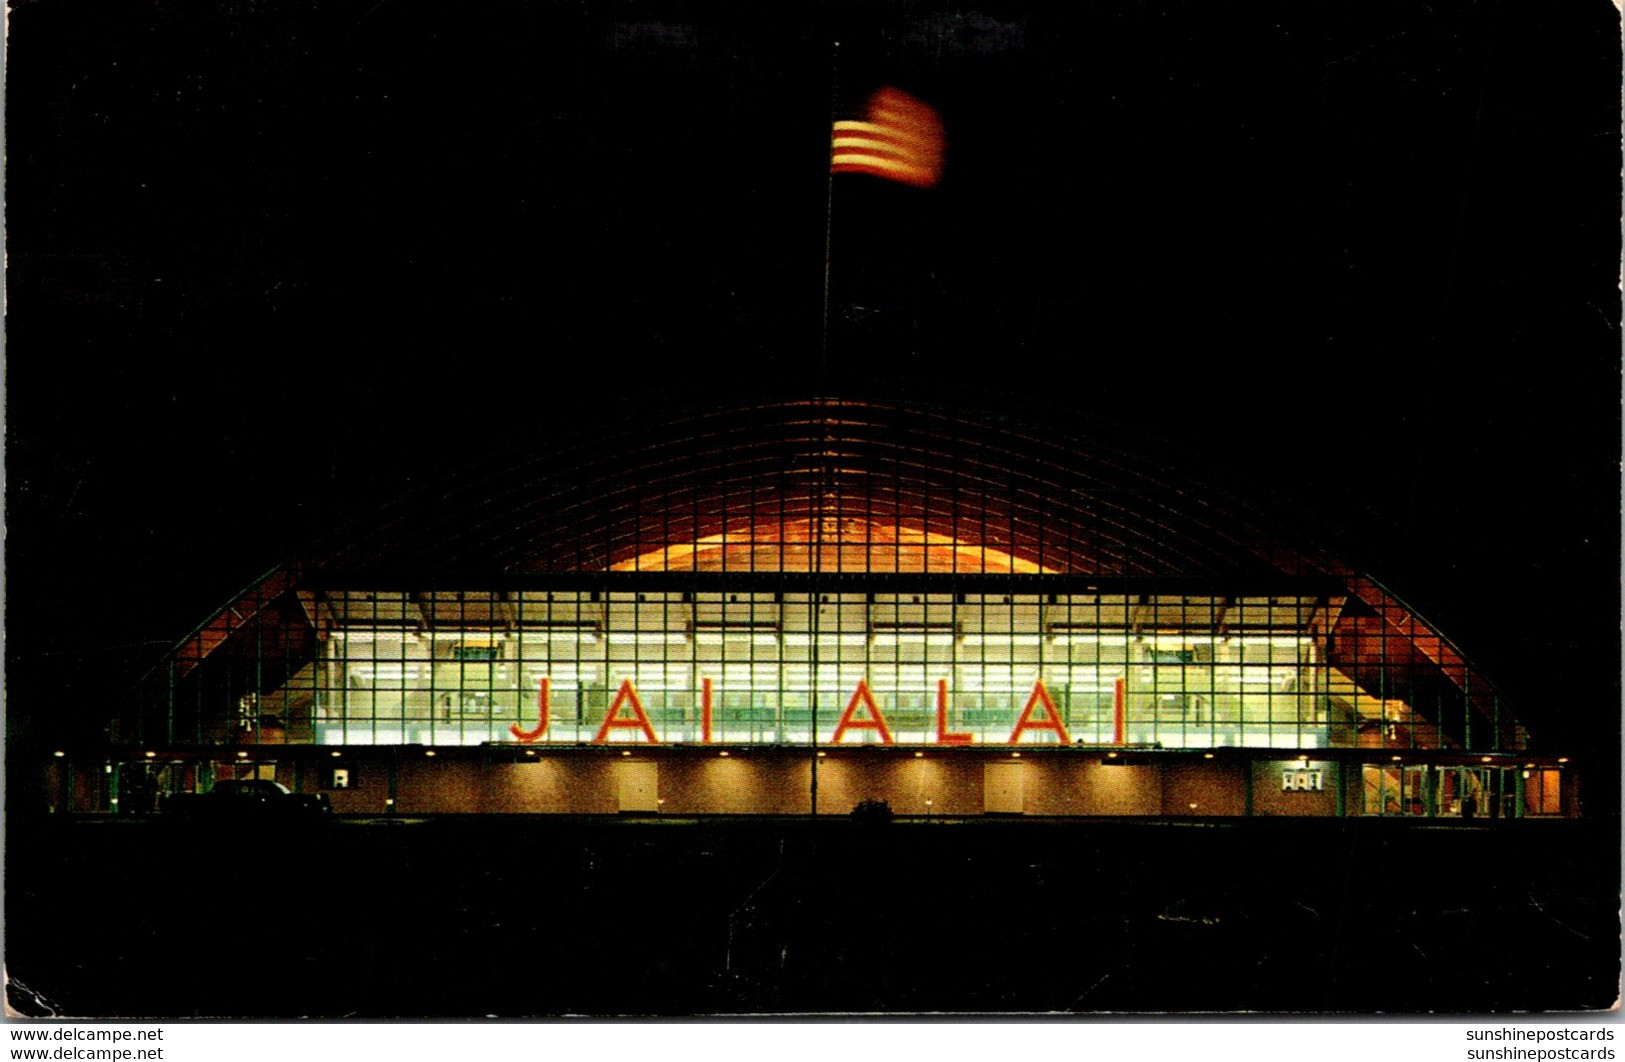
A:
306 398 1337 580
151 398 1526 749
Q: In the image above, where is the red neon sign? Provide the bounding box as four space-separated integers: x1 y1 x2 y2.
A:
830 679 895 745
936 678 972 745
516 674 1096 746
510 678 550 743
1008 678 1070 745
592 679 661 744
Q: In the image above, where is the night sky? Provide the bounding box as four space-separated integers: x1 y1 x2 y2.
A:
7 0 1621 772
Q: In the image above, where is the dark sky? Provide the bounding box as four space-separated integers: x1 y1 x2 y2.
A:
6 0 1620 760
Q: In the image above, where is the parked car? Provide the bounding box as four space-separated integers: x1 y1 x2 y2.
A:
161 779 330 820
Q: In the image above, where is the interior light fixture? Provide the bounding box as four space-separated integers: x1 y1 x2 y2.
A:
425 750 436 757
719 750 730 757
914 751 924 758
607 632 689 646
1202 752 1214 760
1557 757 1569 764
871 631 959 646
53 751 65 758
332 750 343 757
621 750 631 757
1010 752 1021 758
144 751 156 759
237 751 248 759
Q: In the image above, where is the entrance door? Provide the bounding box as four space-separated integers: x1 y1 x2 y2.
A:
616 761 659 813
1439 767 1491 818
1402 765 1433 816
984 762 1024 815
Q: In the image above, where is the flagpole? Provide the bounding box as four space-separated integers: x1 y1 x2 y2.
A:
818 38 840 387
811 37 840 822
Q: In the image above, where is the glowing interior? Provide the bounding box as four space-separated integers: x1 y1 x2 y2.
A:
610 517 1054 574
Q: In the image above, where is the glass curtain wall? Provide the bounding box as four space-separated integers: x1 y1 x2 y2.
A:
312 589 1335 749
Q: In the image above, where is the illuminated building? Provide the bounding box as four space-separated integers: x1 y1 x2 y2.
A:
50 400 1577 820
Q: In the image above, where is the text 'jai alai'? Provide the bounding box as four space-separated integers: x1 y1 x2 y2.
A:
508 676 1128 746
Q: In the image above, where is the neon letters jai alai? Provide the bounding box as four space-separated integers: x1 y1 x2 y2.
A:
509 675 1130 746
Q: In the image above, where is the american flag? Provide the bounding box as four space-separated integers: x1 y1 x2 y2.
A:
830 86 944 189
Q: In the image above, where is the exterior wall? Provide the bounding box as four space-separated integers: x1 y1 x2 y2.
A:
324 762 393 815
662 754 809 815
811 755 985 816
360 753 1235 817
1249 759 1340 818
54 752 1577 819
1021 760 1159 816
411 758 620 815
1340 760 1362 818
1160 762 1247 817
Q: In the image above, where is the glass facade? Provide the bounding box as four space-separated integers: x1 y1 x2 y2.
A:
145 575 1521 759
1359 764 1567 818
300 590 1338 748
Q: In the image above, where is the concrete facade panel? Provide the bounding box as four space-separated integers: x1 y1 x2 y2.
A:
1161 763 1246 817
1250 760 1338 817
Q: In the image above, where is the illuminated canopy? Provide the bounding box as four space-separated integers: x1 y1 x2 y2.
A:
130 400 1527 755
609 517 1052 574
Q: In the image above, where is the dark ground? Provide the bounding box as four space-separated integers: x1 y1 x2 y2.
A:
6 817 1618 1017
